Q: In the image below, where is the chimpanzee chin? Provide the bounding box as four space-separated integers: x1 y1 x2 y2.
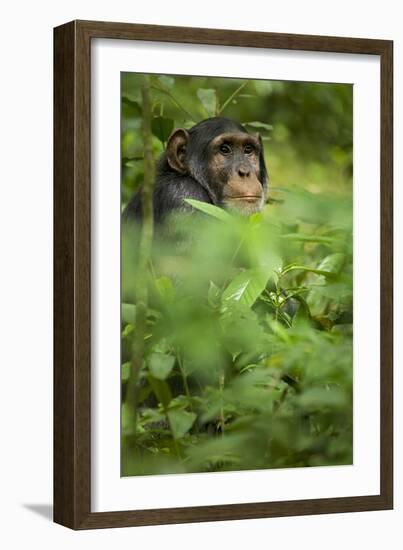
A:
123 117 269 224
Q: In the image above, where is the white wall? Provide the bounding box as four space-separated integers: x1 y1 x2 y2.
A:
0 1 400 548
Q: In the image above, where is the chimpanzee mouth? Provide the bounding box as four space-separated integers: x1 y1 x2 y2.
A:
226 196 262 202
223 195 265 216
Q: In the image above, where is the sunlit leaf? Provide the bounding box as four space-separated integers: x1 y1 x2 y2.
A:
317 253 345 274
207 280 221 307
222 268 270 307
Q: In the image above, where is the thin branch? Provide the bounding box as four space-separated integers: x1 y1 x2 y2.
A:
215 89 220 117
151 84 195 122
218 81 250 115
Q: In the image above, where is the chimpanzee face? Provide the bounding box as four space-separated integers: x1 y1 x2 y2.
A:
165 118 269 216
207 132 265 215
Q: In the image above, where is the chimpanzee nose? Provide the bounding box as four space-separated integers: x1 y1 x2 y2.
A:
238 166 250 177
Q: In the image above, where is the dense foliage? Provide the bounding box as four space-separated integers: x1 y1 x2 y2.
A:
121 73 353 476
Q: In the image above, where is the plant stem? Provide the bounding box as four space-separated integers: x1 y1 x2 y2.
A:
177 353 192 404
219 373 225 436
218 81 249 115
215 89 220 117
151 84 195 122
126 75 155 436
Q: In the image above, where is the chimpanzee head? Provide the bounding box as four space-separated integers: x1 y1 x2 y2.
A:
165 117 269 215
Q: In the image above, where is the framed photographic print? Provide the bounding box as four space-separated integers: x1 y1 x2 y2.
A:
54 20 393 529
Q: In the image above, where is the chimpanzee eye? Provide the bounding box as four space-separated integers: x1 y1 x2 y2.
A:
244 144 255 155
219 143 232 155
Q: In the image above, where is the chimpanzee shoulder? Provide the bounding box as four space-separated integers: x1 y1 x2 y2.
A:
122 156 212 224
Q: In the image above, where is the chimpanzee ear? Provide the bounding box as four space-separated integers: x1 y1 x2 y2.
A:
166 128 190 174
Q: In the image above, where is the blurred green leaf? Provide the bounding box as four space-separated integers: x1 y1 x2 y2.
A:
122 362 130 382
197 89 217 117
281 264 334 277
244 121 273 132
151 116 174 144
316 253 345 274
147 375 172 408
167 409 197 439
185 199 232 222
147 352 175 380
298 387 348 409
155 276 175 303
122 303 136 325
281 233 336 244
207 280 221 307
122 96 142 118
158 75 175 89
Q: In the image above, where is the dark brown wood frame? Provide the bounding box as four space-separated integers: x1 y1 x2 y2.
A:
54 19 393 530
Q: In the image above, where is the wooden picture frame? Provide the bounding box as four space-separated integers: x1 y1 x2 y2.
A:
54 19 393 529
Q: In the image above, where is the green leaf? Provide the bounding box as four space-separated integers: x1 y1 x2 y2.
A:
184 199 232 222
151 116 174 144
197 89 217 117
316 253 345 275
122 303 136 325
167 409 197 439
248 212 264 227
222 268 271 308
298 387 347 409
147 375 172 408
122 323 134 339
155 276 175 303
281 264 334 277
244 121 273 132
122 362 130 382
122 156 144 167
147 352 175 380
121 96 142 117
289 293 312 320
186 433 247 468
207 280 221 307
140 407 166 426
281 233 336 244
282 254 345 279
158 75 175 89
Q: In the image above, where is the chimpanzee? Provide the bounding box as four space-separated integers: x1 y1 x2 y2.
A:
123 117 269 223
